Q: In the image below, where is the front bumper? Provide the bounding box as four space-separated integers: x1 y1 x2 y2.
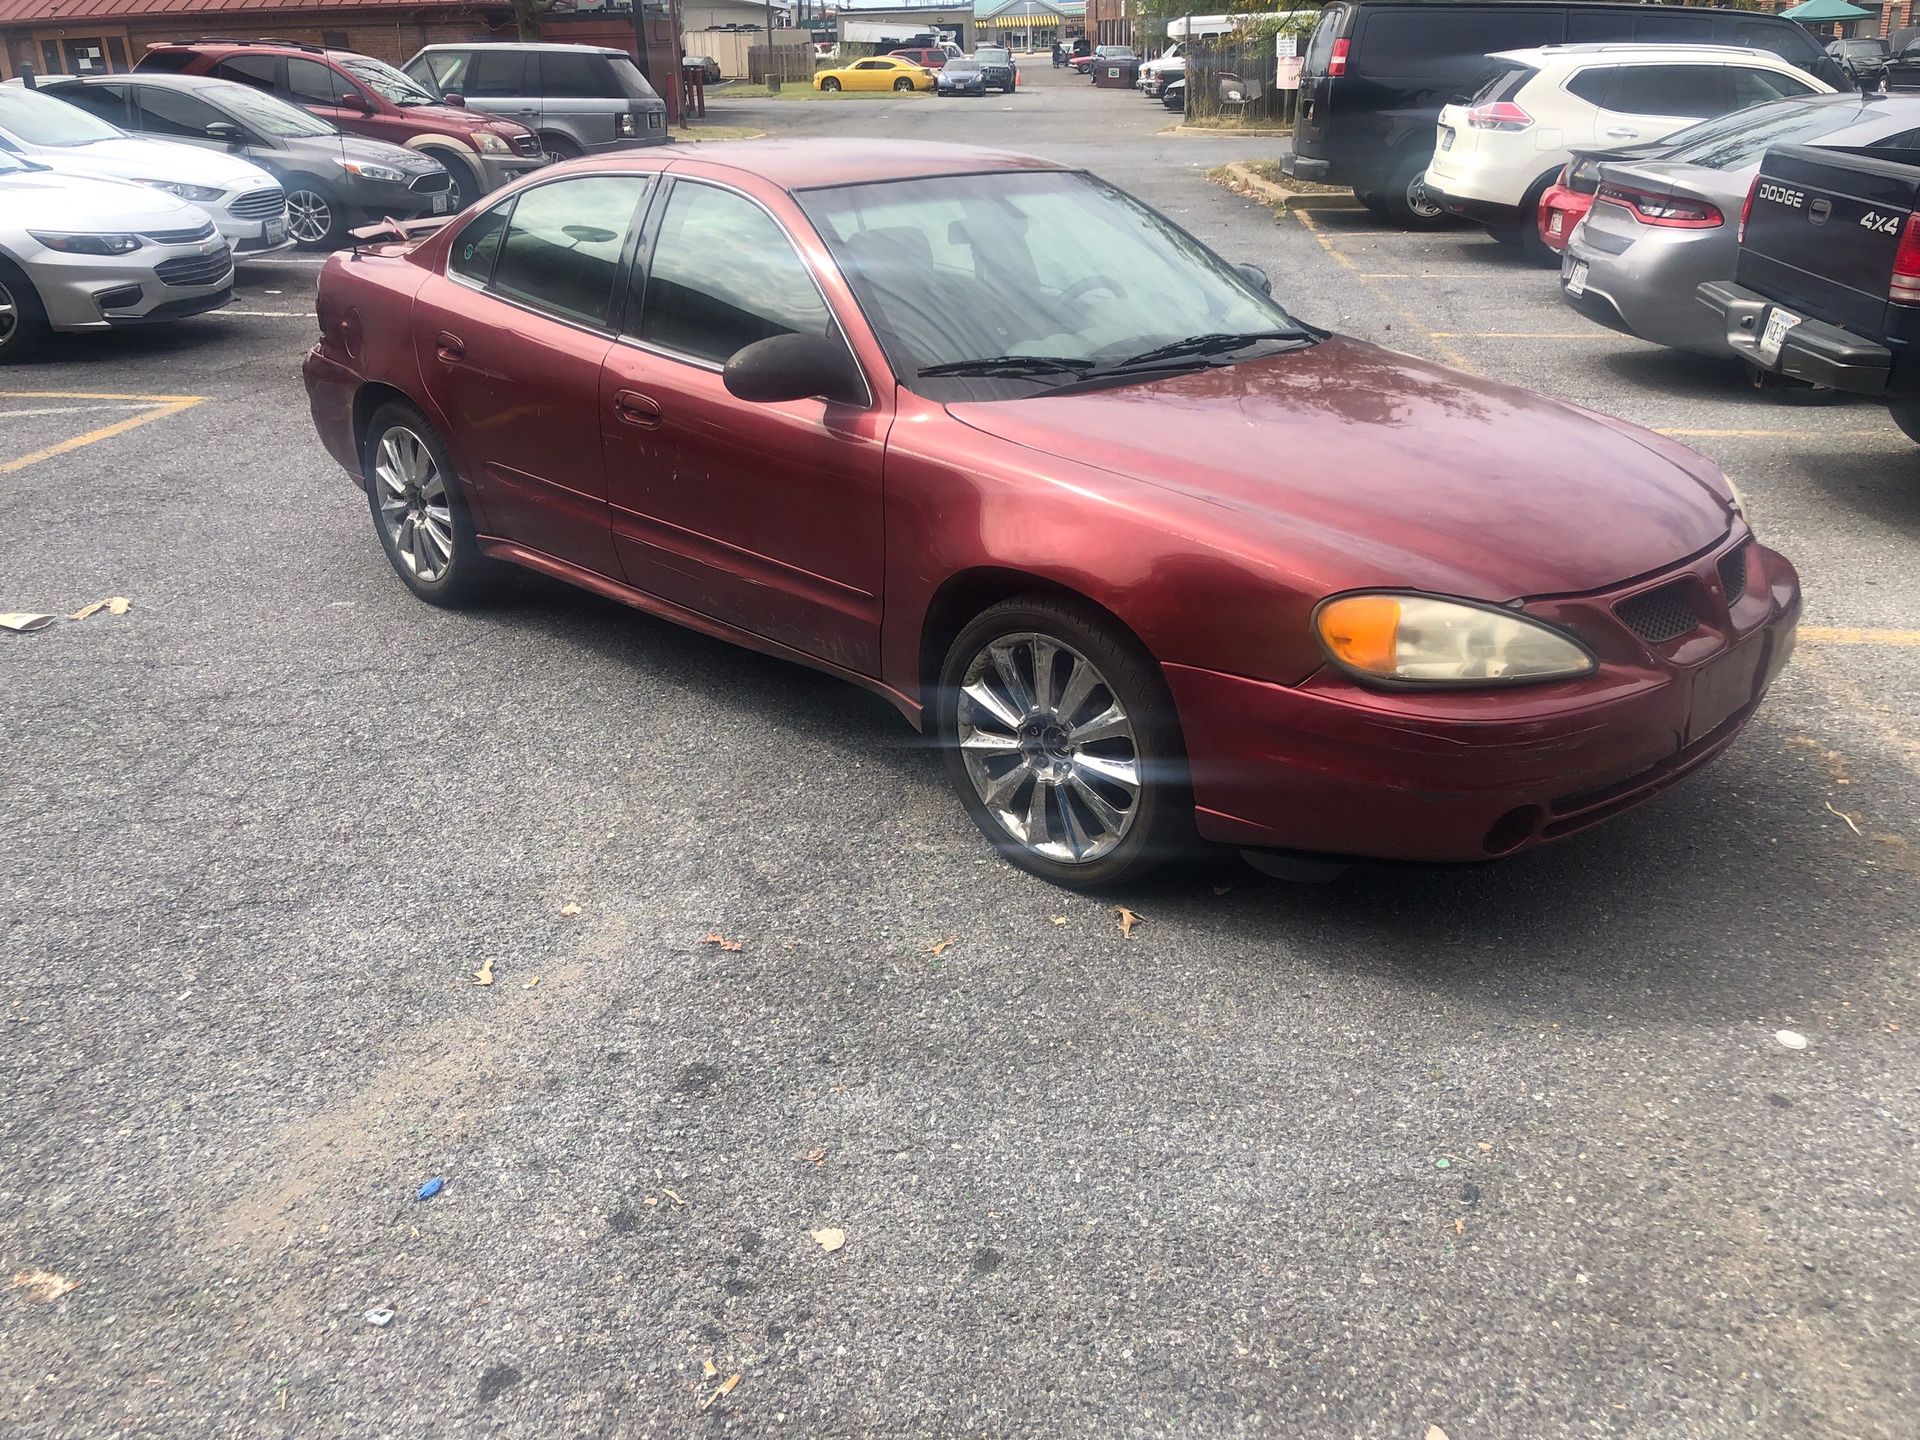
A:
342 175 453 225
1167 541 1800 863
1698 280 1903 395
475 151 549 193
33 244 235 332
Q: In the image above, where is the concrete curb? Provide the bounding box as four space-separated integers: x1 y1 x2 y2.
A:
1214 161 1365 213
1168 124 1294 138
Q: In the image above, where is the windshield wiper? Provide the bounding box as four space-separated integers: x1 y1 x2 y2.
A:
1101 329 1306 372
917 354 1095 379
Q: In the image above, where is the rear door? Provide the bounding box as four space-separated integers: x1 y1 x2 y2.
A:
414 173 653 576
1293 3 1348 160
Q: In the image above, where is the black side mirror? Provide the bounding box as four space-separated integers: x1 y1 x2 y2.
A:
206 121 243 147
723 333 863 405
1235 262 1272 296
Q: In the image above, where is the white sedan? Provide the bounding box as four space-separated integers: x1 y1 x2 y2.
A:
0 82 291 260
0 150 235 364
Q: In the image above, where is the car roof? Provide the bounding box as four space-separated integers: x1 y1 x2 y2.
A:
652 138 1066 190
50 71 228 93
411 42 627 56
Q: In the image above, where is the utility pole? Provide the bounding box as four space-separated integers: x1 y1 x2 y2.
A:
629 0 655 85
765 0 778 92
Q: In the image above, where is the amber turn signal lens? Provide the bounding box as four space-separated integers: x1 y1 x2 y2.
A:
1318 595 1403 675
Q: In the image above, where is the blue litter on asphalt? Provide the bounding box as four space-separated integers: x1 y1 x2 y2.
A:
416 1177 444 1201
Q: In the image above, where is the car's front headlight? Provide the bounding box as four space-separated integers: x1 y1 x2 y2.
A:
473 131 511 155
29 231 141 255
1316 593 1596 686
338 158 407 183
134 179 226 203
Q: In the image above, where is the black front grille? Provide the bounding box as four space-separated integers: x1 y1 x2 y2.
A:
511 133 542 157
1615 581 1702 645
409 171 451 194
230 187 285 220
155 247 233 288
1717 544 1750 605
140 221 217 245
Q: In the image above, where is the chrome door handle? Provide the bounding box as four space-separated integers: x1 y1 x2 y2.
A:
1604 127 1639 139
612 389 663 429
435 331 465 363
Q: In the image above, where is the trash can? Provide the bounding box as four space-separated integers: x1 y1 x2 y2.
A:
1094 58 1140 89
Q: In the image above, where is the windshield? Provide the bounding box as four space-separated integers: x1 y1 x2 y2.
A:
212 83 337 138
0 86 124 146
798 169 1310 401
0 147 39 173
339 56 439 106
976 49 1010 62
1665 99 1876 170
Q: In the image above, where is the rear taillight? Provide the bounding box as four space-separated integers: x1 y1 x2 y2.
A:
1595 182 1722 229
1465 101 1533 132
1738 175 1758 244
1893 213 1920 304
1328 38 1349 77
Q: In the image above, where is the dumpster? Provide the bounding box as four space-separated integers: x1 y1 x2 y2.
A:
1094 58 1141 89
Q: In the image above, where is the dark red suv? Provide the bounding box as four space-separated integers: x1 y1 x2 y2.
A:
136 39 547 207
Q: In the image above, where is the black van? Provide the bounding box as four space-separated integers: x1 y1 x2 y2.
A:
1285 1 1846 224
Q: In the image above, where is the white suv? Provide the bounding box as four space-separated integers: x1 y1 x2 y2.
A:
1424 44 1829 252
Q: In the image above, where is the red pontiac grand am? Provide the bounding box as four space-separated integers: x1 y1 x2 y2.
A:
303 140 1799 887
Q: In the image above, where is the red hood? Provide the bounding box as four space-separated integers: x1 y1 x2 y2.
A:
417 104 532 138
944 334 1734 601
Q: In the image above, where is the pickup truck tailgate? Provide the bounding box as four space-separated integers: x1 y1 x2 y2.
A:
1737 142 1920 340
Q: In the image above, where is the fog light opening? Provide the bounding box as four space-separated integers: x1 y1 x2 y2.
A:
94 284 144 313
1483 806 1542 856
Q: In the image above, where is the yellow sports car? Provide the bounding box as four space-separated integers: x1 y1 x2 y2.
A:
814 56 934 92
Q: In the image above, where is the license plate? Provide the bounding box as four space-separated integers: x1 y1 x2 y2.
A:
263 217 287 245
431 192 450 214
1565 260 1588 297
1439 127 1454 151
1757 305 1801 367
1547 210 1563 238
1686 634 1765 747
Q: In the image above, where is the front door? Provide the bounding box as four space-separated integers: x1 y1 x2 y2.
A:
600 178 889 675
412 173 653 577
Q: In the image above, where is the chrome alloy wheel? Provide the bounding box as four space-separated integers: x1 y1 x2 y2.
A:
957 632 1141 864
372 426 454 582
0 279 16 350
1406 171 1444 221
286 189 332 245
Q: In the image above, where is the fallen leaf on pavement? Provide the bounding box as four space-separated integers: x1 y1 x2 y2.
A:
927 936 955 956
1426 1428 1451 1440
0 613 54 633
702 1358 718 1379
473 958 494 987
1212 886 1232 896
523 976 539 989
68 597 130 621
1113 905 1141 938
1825 801 1863 836
11 1270 79 1303
696 1373 741 1411
700 932 741 951
665 1188 683 1206
795 1148 826 1167
1454 1218 1464 1236
1050 915 1067 925
810 1227 845 1253
559 902 581 917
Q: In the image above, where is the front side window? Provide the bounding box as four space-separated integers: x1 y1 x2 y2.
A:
799 169 1307 401
490 175 648 328
287 57 343 105
468 49 529 97
1607 65 1723 119
417 52 469 91
637 182 834 365
450 199 511 284
136 87 225 139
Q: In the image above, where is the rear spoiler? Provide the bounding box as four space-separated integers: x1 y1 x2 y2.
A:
348 214 454 252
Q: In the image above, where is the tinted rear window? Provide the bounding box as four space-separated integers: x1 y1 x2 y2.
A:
1469 65 1535 106
136 49 197 74
1304 6 1345 74
1355 11 1561 77
1566 67 1617 107
1668 101 1901 169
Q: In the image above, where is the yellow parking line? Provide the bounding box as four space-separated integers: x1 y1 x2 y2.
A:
0 390 206 475
1802 627 1920 647
1294 211 1477 371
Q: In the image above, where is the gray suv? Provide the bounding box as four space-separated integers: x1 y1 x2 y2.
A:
401 44 668 159
36 73 453 249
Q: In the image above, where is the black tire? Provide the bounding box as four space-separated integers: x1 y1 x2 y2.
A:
894 76 915 91
820 77 841 92
1891 402 1920 445
541 134 583 162
937 595 1192 889
0 258 51 366
1383 151 1448 229
285 181 346 250
361 402 496 608
438 151 481 213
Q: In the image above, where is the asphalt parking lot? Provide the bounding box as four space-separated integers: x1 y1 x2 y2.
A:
5 60 1919 1439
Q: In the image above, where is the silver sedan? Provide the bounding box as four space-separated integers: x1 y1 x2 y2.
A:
1559 93 1920 358
0 151 233 364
